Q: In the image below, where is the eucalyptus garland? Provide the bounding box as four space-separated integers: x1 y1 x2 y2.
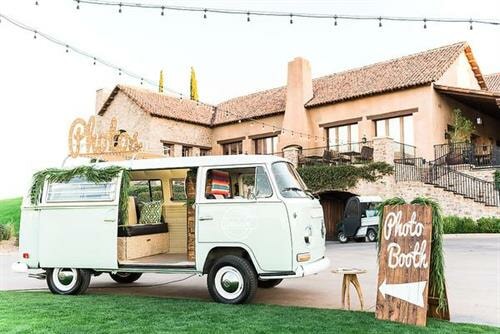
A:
376 197 447 312
30 165 130 224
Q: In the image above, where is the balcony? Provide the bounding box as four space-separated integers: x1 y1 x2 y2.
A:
434 142 500 167
297 142 374 167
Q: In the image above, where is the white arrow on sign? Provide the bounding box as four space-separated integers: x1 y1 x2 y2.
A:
379 279 427 307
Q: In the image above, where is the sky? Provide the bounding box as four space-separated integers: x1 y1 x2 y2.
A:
0 0 499 199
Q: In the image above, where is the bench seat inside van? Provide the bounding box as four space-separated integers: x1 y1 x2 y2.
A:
117 197 170 261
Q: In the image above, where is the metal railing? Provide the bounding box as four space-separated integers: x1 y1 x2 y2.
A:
393 142 417 160
298 141 374 166
434 142 500 167
394 157 500 206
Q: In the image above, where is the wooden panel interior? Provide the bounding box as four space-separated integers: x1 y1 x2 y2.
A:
117 233 169 261
165 205 187 253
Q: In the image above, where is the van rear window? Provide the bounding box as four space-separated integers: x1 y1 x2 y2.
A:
46 177 117 203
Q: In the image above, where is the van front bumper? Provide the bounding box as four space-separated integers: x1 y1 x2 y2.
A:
259 257 330 280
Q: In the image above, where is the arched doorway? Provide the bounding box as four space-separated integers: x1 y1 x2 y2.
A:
319 191 357 241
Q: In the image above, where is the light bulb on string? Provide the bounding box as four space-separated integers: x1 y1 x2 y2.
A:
203 9 207 19
65 45 69 53
161 6 164 16
289 14 293 24
118 68 122 76
33 31 37 39
334 15 338 26
118 3 122 13
247 12 250 22
76 0 80 10
423 18 427 29
35 1 39 6
238 120 242 123
378 17 382 28
93 57 96 65
140 78 144 85
469 19 473 30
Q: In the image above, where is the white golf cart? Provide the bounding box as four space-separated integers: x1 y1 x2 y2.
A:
337 196 382 243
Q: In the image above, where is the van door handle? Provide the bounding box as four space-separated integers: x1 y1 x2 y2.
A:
199 216 213 221
104 219 116 223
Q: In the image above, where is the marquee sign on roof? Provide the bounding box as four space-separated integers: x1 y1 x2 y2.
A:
68 116 144 159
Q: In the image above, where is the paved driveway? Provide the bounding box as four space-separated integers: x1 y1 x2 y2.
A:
1 234 499 326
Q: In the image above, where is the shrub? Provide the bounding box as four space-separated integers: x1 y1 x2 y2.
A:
0 223 15 241
494 169 500 190
297 162 393 193
443 216 500 234
477 217 500 233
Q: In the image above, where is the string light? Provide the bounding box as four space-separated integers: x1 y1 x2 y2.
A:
247 12 250 22
76 0 80 10
118 2 122 13
72 1 500 28
334 15 338 26
33 30 37 39
161 6 164 16
378 17 382 27
0 10 328 143
469 19 473 30
423 18 427 29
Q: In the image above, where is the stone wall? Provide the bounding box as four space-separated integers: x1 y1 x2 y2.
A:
460 167 497 183
349 176 500 219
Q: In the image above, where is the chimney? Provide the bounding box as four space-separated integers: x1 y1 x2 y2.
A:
95 88 112 114
281 57 314 150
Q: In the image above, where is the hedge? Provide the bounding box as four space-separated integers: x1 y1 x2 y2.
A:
443 216 500 234
495 169 500 190
0 223 15 241
297 162 393 193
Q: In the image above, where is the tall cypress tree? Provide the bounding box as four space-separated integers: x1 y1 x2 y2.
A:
159 70 164 93
190 67 199 101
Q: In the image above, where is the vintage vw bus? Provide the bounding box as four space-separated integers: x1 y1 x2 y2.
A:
15 155 329 304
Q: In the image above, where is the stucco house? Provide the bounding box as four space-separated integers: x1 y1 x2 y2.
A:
95 41 500 239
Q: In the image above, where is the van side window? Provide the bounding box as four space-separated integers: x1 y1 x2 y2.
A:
46 177 116 202
129 180 163 203
205 166 272 200
170 179 187 201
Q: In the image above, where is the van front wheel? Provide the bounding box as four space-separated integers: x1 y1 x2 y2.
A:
46 268 91 295
109 272 143 284
207 255 257 304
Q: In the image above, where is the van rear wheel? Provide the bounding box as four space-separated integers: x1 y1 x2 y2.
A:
109 272 143 284
46 268 91 295
367 229 377 242
257 279 282 289
207 255 257 304
338 231 348 243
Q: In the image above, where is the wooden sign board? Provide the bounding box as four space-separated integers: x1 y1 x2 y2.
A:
376 204 432 327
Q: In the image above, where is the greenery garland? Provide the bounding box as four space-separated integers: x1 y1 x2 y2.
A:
30 165 130 224
376 197 447 312
297 162 393 193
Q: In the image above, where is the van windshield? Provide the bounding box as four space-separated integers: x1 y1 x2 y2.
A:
271 162 309 198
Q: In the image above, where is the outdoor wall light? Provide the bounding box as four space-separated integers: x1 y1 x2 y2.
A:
362 135 367 144
476 117 483 125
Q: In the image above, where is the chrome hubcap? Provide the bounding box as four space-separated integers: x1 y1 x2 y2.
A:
214 266 244 300
52 268 77 291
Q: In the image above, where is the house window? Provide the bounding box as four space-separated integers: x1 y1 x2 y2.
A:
200 149 211 156
162 143 173 156
254 136 278 155
182 146 193 157
222 141 243 155
327 123 359 152
375 115 414 145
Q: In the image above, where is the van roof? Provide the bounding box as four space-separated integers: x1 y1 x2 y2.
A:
96 154 289 170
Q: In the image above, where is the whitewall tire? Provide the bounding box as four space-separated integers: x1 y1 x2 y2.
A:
207 255 257 304
46 268 91 295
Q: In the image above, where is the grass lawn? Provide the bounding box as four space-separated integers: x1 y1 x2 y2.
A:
0 197 22 235
0 292 497 333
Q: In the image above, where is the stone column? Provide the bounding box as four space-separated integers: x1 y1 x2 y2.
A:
283 145 301 167
373 137 395 164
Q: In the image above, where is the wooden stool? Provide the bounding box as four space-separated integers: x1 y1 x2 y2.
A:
332 268 367 310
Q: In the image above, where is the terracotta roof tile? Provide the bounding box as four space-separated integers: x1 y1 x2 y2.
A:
485 73 500 92
100 42 476 126
105 85 214 126
306 42 468 106
213 86 286 125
